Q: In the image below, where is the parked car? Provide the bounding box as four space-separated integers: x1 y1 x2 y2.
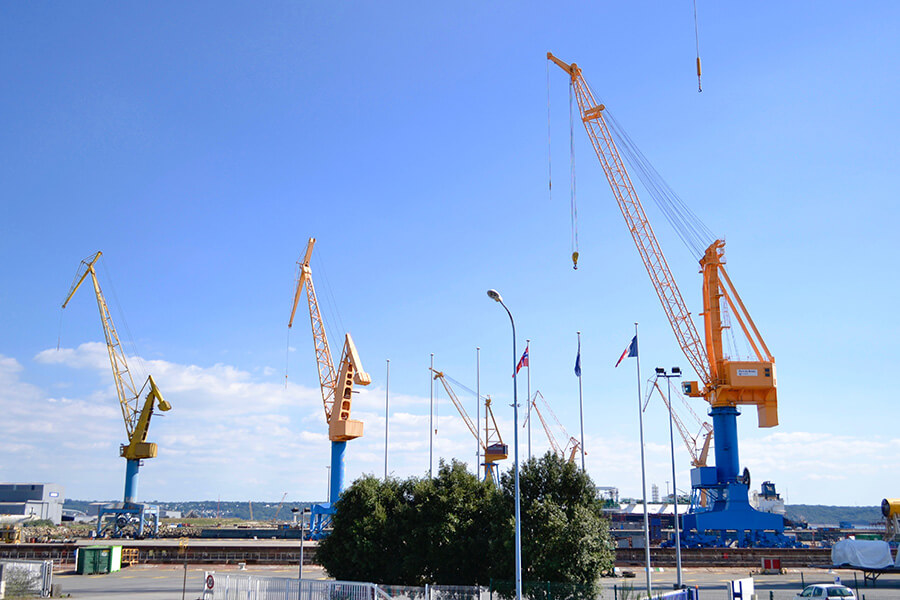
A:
794 584 856 599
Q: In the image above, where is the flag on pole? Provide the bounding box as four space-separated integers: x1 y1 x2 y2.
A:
574 339 582 377
615 335 638 367
514 345 529 377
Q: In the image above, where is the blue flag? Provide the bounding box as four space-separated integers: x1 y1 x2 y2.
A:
574 340 582 377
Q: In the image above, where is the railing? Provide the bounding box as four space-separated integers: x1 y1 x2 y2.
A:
201 574 391 600
0 559 53 598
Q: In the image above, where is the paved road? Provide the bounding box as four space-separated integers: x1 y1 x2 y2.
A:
51 565 900 600
54 564 326 599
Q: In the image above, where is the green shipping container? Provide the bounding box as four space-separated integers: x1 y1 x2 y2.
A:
76 546 122 575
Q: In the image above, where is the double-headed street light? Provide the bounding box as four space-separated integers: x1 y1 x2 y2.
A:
655 366 684 588
487 289 523 600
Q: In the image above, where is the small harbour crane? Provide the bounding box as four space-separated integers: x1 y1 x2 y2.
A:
289 238 371 537
523 391 581 464
431 369 507 483
62 251 171 537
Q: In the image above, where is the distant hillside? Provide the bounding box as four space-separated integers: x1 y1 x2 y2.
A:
786 505 882 526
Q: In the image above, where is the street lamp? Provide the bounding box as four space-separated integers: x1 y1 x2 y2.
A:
487 289 522 600
656 366 683 588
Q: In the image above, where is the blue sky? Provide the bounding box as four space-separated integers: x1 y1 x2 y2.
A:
1 2 898 506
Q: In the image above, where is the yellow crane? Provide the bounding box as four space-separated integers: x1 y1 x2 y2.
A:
431 369 507 483
62 251 171 538
548 52 785 541
289 237 371 537
523 391 581 464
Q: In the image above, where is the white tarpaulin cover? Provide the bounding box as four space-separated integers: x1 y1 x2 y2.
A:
831 539 894 569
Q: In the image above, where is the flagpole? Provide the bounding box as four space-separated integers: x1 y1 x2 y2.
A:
385 359 390 481
476 346 481 480
527 339 532 461
634 323 652 597
428 352 434 479
577 331 585 472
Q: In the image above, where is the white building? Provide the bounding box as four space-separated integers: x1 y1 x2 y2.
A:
0 483 64 525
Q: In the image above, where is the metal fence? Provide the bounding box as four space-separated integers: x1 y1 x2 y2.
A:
201 574 393 600
0 559 53 598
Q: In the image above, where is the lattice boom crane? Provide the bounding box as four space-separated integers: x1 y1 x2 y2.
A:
62 251 171 537
548 52 786 541
289 238 371 536
431 369 507 483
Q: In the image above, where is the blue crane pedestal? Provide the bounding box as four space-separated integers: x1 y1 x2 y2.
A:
96 459 161 538
676 406 796 548
307 441 346 540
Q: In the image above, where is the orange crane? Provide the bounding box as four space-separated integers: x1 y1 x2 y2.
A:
547 53 776 428
548 53 784 541
271 493 288 523
431 369 507 483
523 391 581 463
289 237 371 537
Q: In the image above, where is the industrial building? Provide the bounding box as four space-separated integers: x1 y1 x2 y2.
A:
0 483 64 525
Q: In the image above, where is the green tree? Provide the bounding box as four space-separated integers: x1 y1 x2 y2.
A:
405 460 500 584
493 452 614 591
318 454 613 589
318 460 499 585
317 474 413 583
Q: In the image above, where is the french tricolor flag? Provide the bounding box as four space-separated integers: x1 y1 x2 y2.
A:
615 335 638 367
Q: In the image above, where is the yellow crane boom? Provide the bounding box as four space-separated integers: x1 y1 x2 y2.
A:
62 251 171 461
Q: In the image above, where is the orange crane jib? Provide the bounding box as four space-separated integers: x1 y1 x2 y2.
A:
547 52 777 428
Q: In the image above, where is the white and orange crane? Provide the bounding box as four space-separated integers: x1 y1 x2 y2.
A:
548 52 785 543
62 251 171 538
289 237 371 537
431 369 507 484
523 391 581 464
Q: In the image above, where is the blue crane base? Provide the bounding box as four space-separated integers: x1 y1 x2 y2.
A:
305 440 347 539
670 405 801 548
96 503 160 538
94 458 160 538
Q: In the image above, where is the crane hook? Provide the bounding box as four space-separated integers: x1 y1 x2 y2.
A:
572 251 579 270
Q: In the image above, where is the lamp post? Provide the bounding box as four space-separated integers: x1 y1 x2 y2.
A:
656 366 684 588
487 289 522 600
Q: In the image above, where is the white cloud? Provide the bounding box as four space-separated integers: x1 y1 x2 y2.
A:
1 347 896 505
